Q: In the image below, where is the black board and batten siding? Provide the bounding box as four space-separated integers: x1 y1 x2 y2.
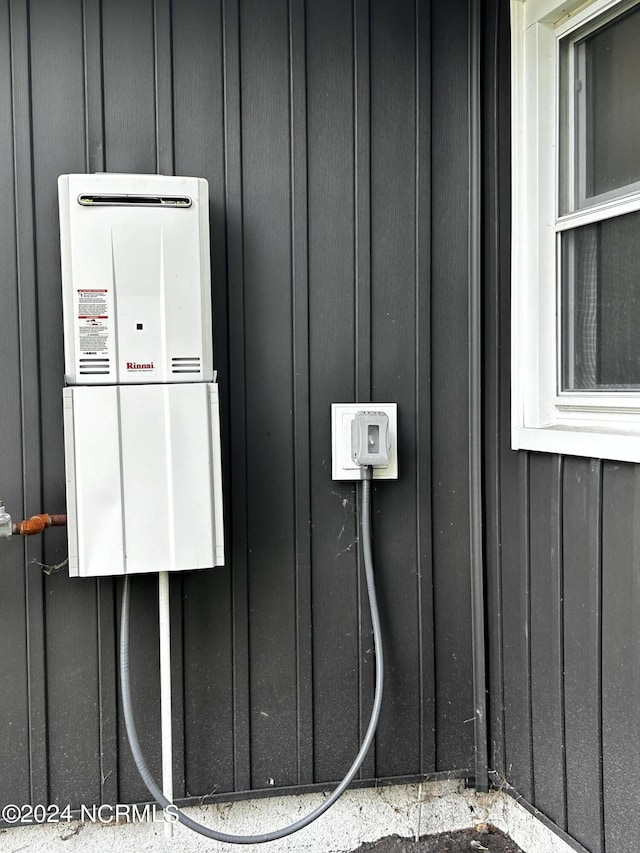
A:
483 2 640 852
0 0 476 811
4 2 636 851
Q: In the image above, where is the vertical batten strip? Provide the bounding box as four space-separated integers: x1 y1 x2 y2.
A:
354 0 371 405
482 0 506 778
524 453 534 802
82 0 105 172
0 0 30 808
82 0 118 806
9 0 48 807
153 0 174 176
153 0 186 798
353 0 374 780
222 0 251 792
415 0 435 776
601 463 640 852
596 462 605 853
288 0 313 787
468 0 488 793
555 455 568 829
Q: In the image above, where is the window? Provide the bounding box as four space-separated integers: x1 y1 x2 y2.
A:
511 0 640 461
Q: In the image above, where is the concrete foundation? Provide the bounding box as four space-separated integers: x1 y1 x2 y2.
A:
0 781 578 853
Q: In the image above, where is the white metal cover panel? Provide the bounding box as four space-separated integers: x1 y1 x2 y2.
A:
63 383 224 577
58 173 214 385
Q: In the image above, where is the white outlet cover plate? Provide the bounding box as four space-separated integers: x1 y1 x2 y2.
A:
331 403 398 480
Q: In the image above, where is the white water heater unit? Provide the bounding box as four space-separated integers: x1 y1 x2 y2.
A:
59 173 224 577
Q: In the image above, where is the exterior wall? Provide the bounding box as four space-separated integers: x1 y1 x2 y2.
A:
485 2 639 852
0 0 476 813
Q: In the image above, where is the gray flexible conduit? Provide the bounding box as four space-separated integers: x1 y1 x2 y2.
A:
120 475 383 843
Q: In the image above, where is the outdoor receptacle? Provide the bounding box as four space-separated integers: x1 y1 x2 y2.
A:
331 403 398 480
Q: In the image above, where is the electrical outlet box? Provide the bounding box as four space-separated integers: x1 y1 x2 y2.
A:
331 403 398 480
352 411 390 467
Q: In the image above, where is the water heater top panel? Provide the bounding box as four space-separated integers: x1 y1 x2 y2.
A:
59 173 214 385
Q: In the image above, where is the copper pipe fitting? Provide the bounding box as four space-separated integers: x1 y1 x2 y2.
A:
12 513 68 536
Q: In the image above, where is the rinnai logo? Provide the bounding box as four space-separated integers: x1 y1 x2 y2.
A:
126 361 154 370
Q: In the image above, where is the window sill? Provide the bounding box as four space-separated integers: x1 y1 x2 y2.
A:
512 423 640 461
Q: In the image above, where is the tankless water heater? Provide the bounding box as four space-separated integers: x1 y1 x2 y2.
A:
59 174 224 578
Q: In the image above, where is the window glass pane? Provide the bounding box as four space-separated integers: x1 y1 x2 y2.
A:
560 3 640 212
584 5 640 200
562 209 640 389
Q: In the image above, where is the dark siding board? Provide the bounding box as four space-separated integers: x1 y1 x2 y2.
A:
10 0 50 806
169 577 186 798
482 0 505 778
171 0 228 380
288 0 314 788
415 0 435 776
601 463 640 853
494 0 511 785
82 0 119 807
102 0 157 173
153 0 174 175
44 573 102 806
172 0 225 182
240 0 298 791
30 0 82 514
171 1 236 797
151 0 187 799
485 0 534 804
29 0 102 806
182 570 235 796
96 579 118 804
370 0 421 779
0 0 30 809
306 0 360 784
354 0 371 405
563 459 604 853
430 0 474 772
488 0 535 804
529 454 566 829
353 0 374 782
171 0 229 546
222 0 252 794
82 0 106 173
0 539 30 805
499 454 534 801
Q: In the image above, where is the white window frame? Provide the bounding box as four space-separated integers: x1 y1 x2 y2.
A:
511 0 640 461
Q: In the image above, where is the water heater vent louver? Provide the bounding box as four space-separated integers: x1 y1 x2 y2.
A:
77 193 192 208
171 356 201 375
79 357 110 375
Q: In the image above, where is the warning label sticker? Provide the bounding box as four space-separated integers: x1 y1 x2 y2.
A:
79 324 109 354
77 289 110 356
78 289 108 319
